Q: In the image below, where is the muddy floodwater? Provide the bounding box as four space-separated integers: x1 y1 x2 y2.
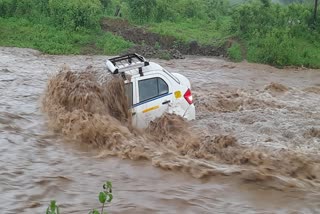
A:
1 47 320 214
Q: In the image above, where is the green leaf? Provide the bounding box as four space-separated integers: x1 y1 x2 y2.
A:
107 193 113 203
88 209 100 214
103 181 112 191
99 192 107 204
106 181 112 189
50 200 56 212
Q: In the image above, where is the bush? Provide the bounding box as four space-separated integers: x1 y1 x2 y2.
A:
204 0 229 19
48 0 103 30
0 0 17 17
0 17 132 55
15 0 45 17
153 0 177 22
227 42 243 62
247 28 297 66
174 0 206 19
100 0 112 9
96 32 133 54
247 29 320 68
231 1 315 38
158 51 171 60
230 0 320 67
0 0 102 29
0 0 49 19
125 0 156 23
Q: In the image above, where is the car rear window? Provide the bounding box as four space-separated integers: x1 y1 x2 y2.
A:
138 77 169 102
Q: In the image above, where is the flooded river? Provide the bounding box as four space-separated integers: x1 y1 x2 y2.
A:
1 47 320 213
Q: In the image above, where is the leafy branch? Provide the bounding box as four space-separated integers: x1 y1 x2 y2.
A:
89 181 113 214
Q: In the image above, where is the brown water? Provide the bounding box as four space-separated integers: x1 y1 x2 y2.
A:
1 47 320 213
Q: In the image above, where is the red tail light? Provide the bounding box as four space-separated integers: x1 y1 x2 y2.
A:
184 88 193 104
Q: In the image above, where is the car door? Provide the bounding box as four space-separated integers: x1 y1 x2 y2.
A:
132 73 173 128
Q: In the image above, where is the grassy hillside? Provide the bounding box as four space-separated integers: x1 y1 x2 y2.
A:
0 17 133 55
0 0 133 55
116 0 320 68
0 0 320 68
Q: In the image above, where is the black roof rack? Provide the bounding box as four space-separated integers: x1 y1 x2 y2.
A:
106 53 150 75
109 53 149 67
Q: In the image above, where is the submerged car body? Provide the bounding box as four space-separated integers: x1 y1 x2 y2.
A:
106 53 195 129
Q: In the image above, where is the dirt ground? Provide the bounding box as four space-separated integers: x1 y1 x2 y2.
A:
101 18 227 59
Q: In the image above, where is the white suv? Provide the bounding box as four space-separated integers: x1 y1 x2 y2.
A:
106 54 195 129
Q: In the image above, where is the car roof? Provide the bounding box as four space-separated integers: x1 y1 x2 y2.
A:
124 62 163 76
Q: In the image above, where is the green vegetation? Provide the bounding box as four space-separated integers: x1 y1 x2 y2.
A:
46 200 60 214
0 17 132 55
158 51 171 60
0 0 103 29
227 42 243 62
231 1 320 67
47 0 102 30
120 0 320 67
46 181 113 214
89 181 113 214
0 0 132 55
97 32 133 55
149 18 231 45
0 0 320 68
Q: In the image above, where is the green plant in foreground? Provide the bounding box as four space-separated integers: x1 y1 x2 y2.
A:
89 181 113 214
46 200 60 214
45 181 113 214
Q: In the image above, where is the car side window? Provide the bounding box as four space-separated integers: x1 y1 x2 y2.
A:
158 78 168 95
138 77 169 102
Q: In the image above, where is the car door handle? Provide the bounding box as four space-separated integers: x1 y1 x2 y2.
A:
162 100 171 105
132 112 136 116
